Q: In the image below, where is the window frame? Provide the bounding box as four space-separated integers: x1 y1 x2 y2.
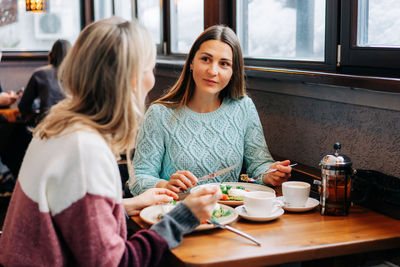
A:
158 0 400 93
238 0 339 72
339 0 400 77
2 0 400 93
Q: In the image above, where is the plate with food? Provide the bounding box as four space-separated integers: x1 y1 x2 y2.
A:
192 182 275 206
139 201 238 231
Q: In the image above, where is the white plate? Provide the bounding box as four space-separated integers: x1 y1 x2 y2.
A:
192 182 275 206
277 196 320 212
235 205 284 222
140 203 238 231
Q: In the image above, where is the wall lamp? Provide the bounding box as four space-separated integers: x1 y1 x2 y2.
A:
26 0 47 12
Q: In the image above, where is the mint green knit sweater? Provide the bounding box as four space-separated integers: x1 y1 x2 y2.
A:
129 96 275 196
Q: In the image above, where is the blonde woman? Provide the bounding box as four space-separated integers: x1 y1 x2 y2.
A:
0 17 221 266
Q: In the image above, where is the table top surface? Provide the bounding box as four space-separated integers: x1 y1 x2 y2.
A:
131 204 400 267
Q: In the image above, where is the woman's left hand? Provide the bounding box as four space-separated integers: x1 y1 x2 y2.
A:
123 188 179 216
262 160 292 186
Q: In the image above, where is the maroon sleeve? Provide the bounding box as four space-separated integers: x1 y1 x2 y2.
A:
119 230 169 267
53 194 169 267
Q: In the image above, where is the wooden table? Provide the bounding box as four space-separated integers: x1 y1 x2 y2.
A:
130 204 400 266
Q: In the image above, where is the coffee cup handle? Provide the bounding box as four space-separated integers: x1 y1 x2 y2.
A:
273 198 284 208
269 199 283 214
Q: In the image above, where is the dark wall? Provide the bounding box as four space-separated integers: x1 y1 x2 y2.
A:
0 61 47 92
251 89 399 175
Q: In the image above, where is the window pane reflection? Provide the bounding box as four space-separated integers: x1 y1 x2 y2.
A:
237 0 325 61
0 0 81 51
114 0 133 21
94 0 112 21
357 0 400 48
137 0 161 44
170 0 203 54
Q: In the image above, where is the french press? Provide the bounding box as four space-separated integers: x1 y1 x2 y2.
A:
318 142 356 216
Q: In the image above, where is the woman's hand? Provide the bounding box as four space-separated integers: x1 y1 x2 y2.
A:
183 185 222 223
164 170 198 193
123 188 178 216
262 160 292 186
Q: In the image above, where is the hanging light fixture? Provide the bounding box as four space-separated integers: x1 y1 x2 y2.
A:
26 0 47 12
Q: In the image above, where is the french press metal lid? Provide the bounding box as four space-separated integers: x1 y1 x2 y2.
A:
320 142 353 170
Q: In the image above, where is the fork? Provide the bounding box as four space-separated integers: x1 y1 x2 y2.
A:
249 163 298 181
206 219 261 246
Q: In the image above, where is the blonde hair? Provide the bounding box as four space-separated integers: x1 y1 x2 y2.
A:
34 16 156 181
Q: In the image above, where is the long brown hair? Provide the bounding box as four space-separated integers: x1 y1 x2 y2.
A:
48 39 71 68
34 17 156 178
154 25 246 108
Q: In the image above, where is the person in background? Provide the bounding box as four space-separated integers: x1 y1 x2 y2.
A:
0 85 19 197
18 39 71 124
0 50 24 194
0 17 221 266
130 25 293 196
0 51 21 106
0 50 2 93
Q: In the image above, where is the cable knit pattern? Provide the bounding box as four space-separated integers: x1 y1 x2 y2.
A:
130 96 275 196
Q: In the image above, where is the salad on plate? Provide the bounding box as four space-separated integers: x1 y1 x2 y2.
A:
192 182 275 206
140 200 238 231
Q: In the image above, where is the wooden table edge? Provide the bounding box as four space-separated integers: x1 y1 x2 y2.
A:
167 236 400 267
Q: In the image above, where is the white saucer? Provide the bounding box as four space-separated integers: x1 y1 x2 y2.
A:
235 205 284 222
277 196 319 212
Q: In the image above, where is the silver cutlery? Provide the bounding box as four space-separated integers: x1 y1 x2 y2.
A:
206 219 262 246
197 165 236 182
250 163 298 181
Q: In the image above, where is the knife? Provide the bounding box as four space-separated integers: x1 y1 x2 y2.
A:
197 165 236 182
207 219 262 246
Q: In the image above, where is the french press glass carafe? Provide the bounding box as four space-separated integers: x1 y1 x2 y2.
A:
319 142 356 216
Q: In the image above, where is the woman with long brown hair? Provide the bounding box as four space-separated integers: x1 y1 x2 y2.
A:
130 25 292 196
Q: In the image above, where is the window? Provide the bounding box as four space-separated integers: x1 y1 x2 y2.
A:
341 0 400 74
237 0 326 61
2 0 399 81
92 0 161 46
114 0 134 21
356 0 400 48
137 0 161 45
93 0 112 21
0 0 81 52
170 0 204 54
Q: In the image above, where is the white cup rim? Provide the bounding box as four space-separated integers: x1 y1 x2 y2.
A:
282 181 310 188
244 191 275 199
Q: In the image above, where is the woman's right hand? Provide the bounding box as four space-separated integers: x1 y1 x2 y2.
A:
183 185 222 223
123 188 178 216
164 170 198 193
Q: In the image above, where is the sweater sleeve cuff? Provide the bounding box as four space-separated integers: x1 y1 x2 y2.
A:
150 202 200 249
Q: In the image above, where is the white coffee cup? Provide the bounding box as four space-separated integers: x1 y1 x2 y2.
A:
243 191 281 216
282 181 310 207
